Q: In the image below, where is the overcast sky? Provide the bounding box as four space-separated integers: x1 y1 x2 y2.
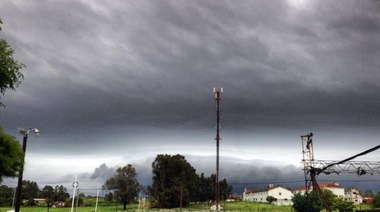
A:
1 0 380 195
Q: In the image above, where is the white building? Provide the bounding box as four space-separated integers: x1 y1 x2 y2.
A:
294 182 345 198
345 188 363 204
243 184 293 206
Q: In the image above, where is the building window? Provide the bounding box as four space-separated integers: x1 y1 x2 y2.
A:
279 192 282 195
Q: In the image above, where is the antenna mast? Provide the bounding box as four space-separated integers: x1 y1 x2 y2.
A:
214 87 223 211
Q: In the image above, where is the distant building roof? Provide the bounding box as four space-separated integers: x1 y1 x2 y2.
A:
294 182 343 191
244 184 291 194
319 182 343 188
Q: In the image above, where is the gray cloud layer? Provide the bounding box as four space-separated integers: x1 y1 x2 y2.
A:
2 1 380 129
1 0 380 193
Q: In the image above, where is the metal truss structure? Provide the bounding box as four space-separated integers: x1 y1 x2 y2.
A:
300 133 380 212
310 160 380 176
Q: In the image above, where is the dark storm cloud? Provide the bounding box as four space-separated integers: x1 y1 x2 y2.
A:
75 156 307 193
1 0 380 192
2 0 379 134
48 156 380 194
89 163 116 181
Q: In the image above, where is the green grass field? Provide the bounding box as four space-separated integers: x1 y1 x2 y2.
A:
0 203 291 212
1 202 289 212
0 201 373 212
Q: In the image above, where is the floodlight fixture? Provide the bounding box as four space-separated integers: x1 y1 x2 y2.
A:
18 127 40 137
33 129 40 136
17 127 26 135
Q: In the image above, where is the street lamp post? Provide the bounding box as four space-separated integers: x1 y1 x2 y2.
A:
14 127 39 212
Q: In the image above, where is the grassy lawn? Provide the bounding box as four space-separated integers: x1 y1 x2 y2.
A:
220 201 292 211
0 202 291 212
0 201 373 212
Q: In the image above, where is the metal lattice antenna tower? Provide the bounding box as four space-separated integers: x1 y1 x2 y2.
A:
301 133 315 190
213 87 223 211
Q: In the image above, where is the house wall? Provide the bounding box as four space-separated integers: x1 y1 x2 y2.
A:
33 198 46 206
324 187 345 198
268 187 293 206
294 186 345 198
346 188 363 204
243 190 269 202
243 187 293 205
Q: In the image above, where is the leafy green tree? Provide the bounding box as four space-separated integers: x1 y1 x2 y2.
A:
333 197 355 212
77 192 85 206
105 192 113 205
0 19 26 107
219 178 233 201
364 189 374 198
52 185 70 202
103 164 141 210
266 195 277 204
319 189 354 212
150 154 198 208
65 194 83 208
292 191 323 212
0 185 14 207
42 185 54 211
196 173 232 203
21 180 41 205
372 191 380 208
197 173 213 202
0 127 23 182
322 189 336 210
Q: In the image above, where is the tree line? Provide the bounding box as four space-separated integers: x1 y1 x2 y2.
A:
102 154 232 210
292 189 380 212
0 182 70 207
0 154 233 210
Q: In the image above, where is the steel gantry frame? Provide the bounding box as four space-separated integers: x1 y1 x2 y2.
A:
301 133 380 212
307 160 380 176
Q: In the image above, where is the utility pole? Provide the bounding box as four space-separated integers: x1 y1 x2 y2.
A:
213 87 222 211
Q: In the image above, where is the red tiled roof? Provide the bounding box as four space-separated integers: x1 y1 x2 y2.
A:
294 182 343 191
294 185 312 191
319 182 343 188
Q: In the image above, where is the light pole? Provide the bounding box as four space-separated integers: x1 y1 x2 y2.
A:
14 127 39 212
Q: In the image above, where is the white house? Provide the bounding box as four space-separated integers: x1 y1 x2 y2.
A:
293 182 345 198
33 198 46 206
345 188 363 204
243 184 293 206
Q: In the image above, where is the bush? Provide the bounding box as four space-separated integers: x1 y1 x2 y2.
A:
292 191 322 212
266 196 277 204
